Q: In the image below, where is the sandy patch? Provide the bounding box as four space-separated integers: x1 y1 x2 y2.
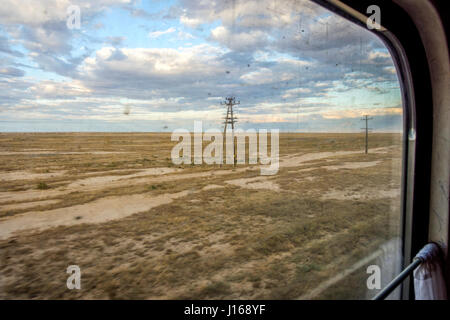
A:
280 151 357 168
0 190 193 240
225 176 280 191
66 167 181 189
321 187 400 201
1 170 67 181
68 168 248 193
202 184 224 191
322 160 381 170
0 189 71 204
297 167 320 173
370 146 397 154
0 151 131 156
0 148 390 204
287 160 381 175
0 169 240 204
280 147 392 168
1 199 60 212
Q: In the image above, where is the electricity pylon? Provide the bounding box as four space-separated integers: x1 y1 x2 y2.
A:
361 115 373 154
221 97 239 165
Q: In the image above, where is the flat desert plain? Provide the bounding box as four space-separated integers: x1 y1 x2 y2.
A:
0 132 402 299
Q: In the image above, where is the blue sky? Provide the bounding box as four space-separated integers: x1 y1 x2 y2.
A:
0 0 402 132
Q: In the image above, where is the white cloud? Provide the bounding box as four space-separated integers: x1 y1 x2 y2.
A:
180 15 203 29
383 66 397 74
148 27 176 38
177 30 195 40
0 0 402 131
28 80 91 99
210 26 268 51
78 44 228 95
0 0 133 25
282 88 311 99
240 68 274 85
321 107 402 119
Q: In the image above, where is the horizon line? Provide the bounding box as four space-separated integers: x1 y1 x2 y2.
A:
0 131 403 134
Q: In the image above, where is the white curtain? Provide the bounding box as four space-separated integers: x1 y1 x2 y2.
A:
413 243 447 300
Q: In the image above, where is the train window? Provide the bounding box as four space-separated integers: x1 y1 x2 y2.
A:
0 0 403 299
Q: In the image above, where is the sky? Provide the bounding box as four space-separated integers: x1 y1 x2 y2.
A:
0 0 402 132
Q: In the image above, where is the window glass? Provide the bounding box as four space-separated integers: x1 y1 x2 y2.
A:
0 0 402 299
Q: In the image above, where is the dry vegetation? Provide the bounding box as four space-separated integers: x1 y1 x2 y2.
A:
0 132 402 299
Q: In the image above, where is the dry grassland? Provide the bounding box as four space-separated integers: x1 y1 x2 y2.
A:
0 132 402 299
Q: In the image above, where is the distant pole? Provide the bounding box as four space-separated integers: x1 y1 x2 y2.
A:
221 97 239 165
361 115 373 154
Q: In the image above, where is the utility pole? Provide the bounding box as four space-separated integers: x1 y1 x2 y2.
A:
221 96 239 165
361 115 373 154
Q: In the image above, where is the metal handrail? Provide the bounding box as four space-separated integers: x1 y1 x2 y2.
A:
372 242 440 300
372 257 423 300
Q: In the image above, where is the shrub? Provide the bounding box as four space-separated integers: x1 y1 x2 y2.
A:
37 182 50 190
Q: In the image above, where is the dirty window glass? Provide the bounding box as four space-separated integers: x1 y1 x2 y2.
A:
0 0 402 299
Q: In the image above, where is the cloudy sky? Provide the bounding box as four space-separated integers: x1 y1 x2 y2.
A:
0 0 402 132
